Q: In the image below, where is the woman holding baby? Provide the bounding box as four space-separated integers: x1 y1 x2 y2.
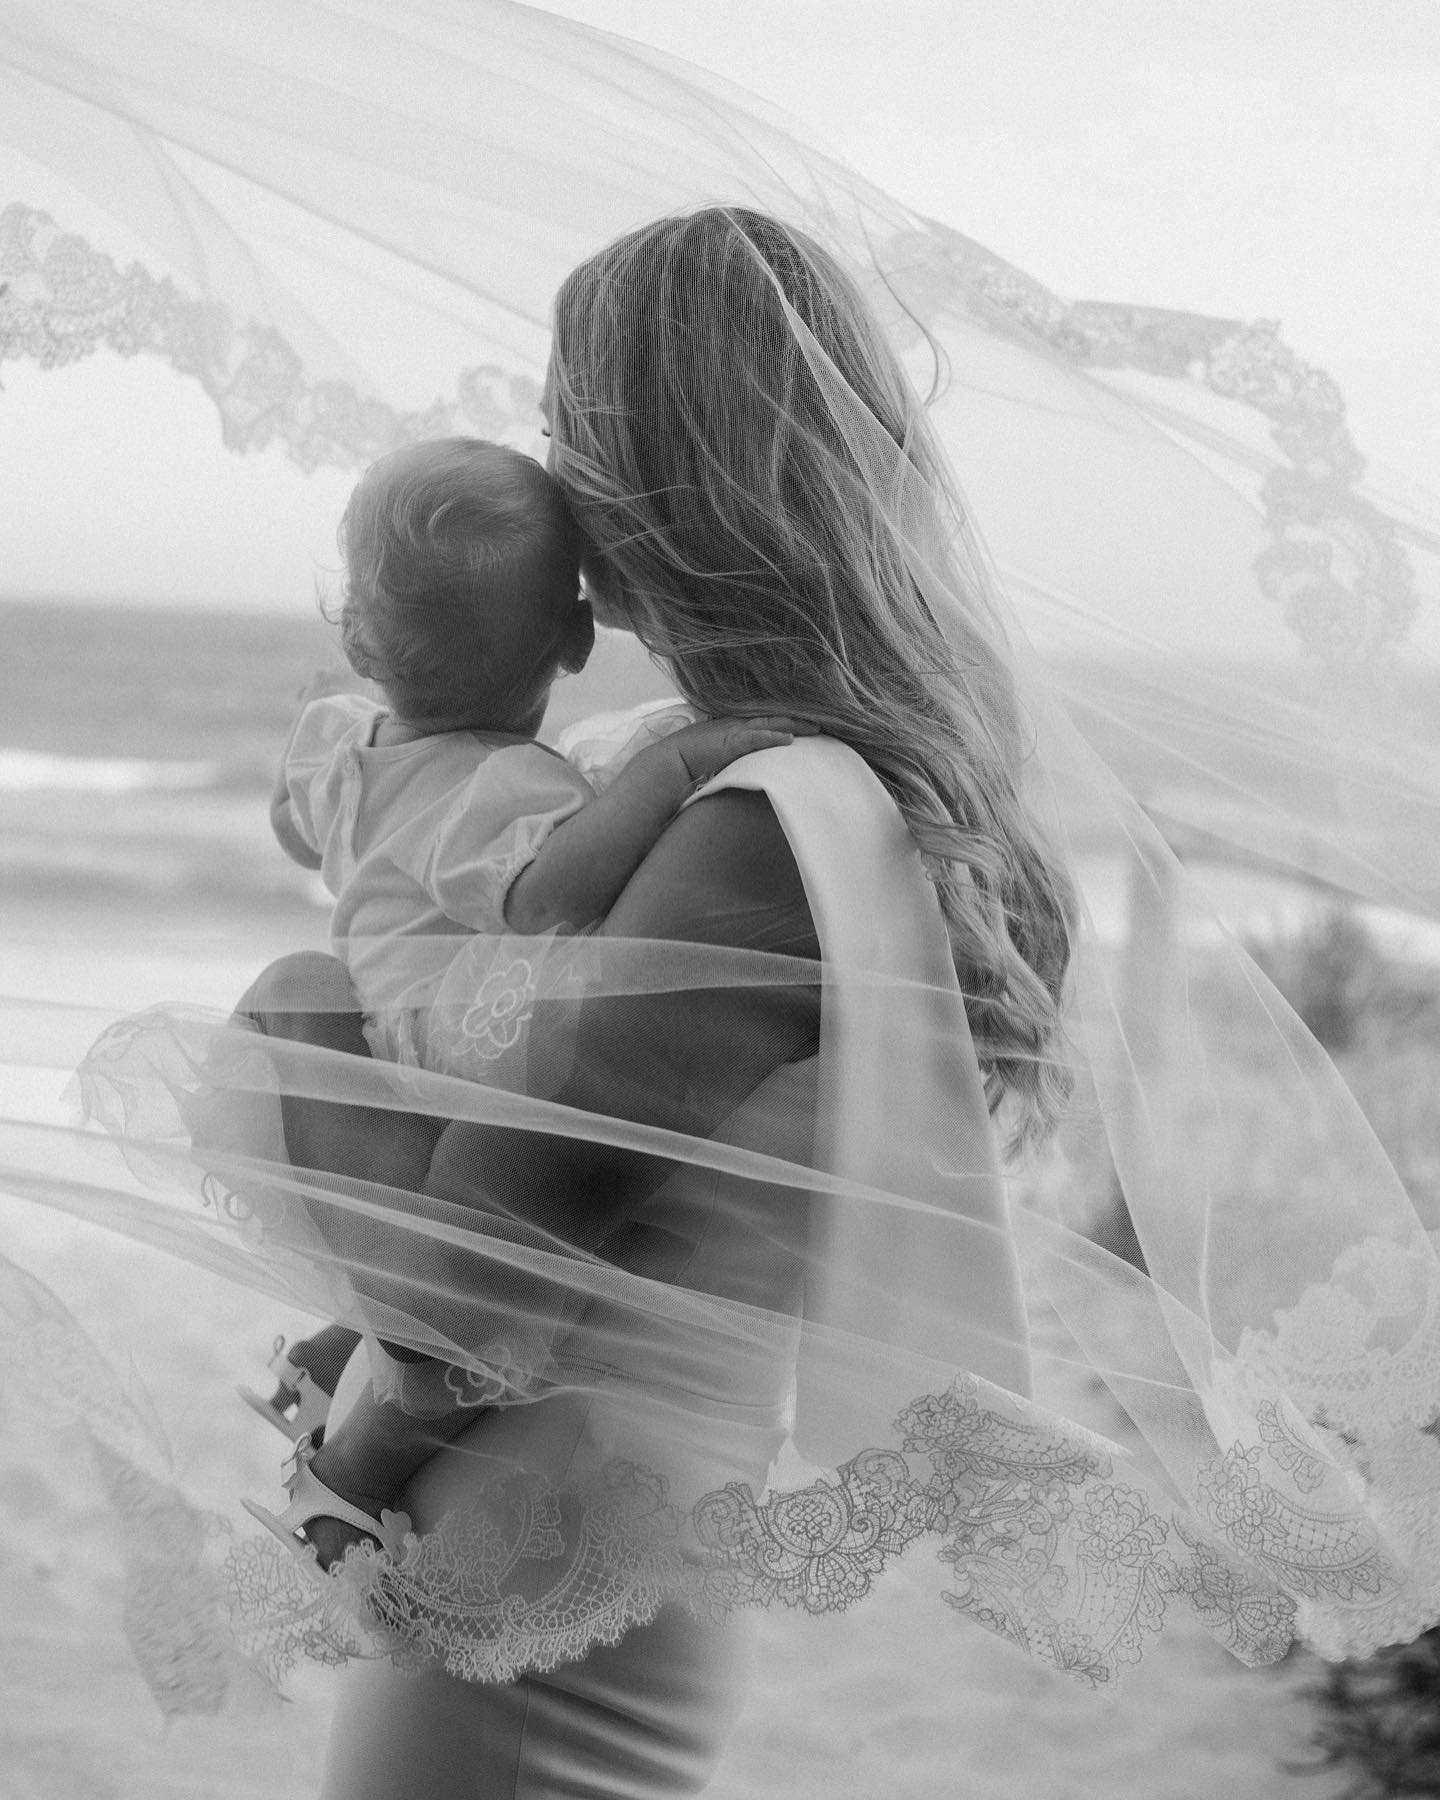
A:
232 204 1072 1798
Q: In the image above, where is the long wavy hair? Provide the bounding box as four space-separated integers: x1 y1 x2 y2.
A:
549 207 1073 1148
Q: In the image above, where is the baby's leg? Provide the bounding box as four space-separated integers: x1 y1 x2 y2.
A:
299 1376 479 1570
240 958 686 1561
298 1219 690 1566
238 951 444 1188
238 951 448 1330
279 1322 364 1397
238 953 491 1560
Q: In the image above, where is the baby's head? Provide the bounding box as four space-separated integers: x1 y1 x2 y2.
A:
338 437 592 734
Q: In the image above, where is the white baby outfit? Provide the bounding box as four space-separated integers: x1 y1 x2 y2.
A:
282 693 591 1068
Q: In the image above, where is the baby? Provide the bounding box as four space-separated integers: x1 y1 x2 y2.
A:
272 435 791 1071
245 436 806 1567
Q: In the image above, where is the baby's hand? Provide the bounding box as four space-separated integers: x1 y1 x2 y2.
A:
295 664 365 709
665 715 819 787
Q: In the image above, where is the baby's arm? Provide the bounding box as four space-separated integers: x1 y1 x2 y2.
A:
270 760 323 871
504 716 814 933
270 673 359 873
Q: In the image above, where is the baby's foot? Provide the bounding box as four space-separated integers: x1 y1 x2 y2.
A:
300 1442 398 1574
301 1508 385 1573
245 1431 411 1575
263 1323 363 1441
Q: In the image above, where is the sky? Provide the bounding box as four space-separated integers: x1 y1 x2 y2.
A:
0 0 1436 611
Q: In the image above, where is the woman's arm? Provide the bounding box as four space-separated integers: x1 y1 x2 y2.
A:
288 789 818 1554
503 717 812 934
423 787 821 1245
258 790 818 1349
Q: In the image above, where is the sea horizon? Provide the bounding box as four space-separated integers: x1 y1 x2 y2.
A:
5 593 1438 978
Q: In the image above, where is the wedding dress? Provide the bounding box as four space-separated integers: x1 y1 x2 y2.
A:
2 0 1440 1790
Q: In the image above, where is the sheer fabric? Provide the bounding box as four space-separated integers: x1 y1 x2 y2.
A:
2 0 1440 1759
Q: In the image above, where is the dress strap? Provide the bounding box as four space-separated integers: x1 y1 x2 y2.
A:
697 739 1031 1461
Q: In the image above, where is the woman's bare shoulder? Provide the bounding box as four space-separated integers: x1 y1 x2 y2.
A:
599 788 819 959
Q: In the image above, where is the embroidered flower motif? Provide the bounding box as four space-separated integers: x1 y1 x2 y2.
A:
1196 1443 1401 1605
1256 1399 1333 1495
198 1173 255 1225
459 957 538 1059
1170 1521 1297 1662
694 1449 925 1614
1237 1234 1440 1441
442 1345 531 1408
1076 1488 1170 1571
306 1461 683 1685
1196 1450 1275 1554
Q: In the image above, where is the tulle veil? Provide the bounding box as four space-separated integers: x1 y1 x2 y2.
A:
3 0 1440 1764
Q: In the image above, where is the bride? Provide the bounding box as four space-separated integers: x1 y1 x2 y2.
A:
2 2 1439 1794
237 203 1070 1796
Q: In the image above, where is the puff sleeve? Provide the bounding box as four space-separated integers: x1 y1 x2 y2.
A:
409 744 593 931
282 693 385 855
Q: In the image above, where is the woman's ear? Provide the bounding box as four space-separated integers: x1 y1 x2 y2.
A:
559 597 595 673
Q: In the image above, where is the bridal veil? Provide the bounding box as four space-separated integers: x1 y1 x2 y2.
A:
2 0 1439 1732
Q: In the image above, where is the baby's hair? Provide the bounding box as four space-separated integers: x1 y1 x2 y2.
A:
337 437 584 729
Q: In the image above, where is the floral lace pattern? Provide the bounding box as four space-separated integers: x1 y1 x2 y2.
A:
1238 1234 1440 1439
459 956 541 1061
886 221 1417 665
223 1374 1413 1699
29 1025 1440 1702
226 1459 690 1689
695 1447 933 1614
440 1342 538 1407
366 1337 543 1416
76 1005 306 1248
6 1210 1436 1718
894 1382 1299 1681
1229 1232 1440 1655
0 203 540 470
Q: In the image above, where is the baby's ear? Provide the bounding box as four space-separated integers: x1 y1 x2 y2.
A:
559 597 595 674
340 604 386 680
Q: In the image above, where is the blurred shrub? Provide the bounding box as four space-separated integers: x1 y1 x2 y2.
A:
1245 906 1414 1053
1247 905 1440 1227
1297 1637 1440 1798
